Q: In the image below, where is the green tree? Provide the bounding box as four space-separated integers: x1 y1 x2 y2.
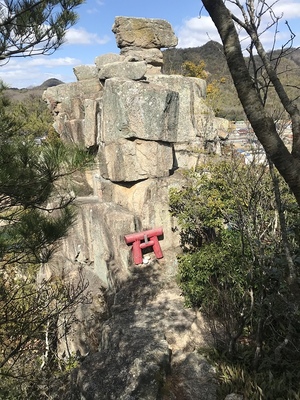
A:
182 60 208 79
0 0 84 60
201 0 300 207
170 155 300 397
7 94 57 139
0 87 91 397
0 0 90 395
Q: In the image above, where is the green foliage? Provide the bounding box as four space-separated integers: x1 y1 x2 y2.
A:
0 0 84 59
170 155 300 397
0 0 87 394
0 87 91 396
164 43 300 120
7 95 56 139
204 347 300 400
0 266 87 399
182 60 208 79
177 230 250 314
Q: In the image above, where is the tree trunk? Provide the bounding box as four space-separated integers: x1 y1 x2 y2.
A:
268 159 297 284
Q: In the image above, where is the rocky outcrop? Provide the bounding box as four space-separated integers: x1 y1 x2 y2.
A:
43 16 225 400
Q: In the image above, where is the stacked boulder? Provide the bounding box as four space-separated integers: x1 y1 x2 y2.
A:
42 17 224 398
113 16 177 76
42 13 226 306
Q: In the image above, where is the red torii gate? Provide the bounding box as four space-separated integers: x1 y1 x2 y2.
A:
124 227 164 265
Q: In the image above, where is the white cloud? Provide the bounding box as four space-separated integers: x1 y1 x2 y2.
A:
224 1 300 46
177 16 220 48
223 0 300 21
87 1 104 14
25 57 80 67
272 1 300 19
177 5 300 51
87 8 99 14
0 56 81 88
65 27 110 45
0 67 71 88
0 56 80 69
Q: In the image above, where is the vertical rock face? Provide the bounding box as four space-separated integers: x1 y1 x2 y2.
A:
43 16 221 400
99 139 174 182
102 78 179 143
148 75 211 142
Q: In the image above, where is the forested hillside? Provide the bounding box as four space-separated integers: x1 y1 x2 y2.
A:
4 78 64 102
163 41 300 120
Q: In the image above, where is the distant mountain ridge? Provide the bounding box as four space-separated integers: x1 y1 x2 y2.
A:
163 41 228 78
163 40 300 80
36 78 64 89
163 41 300 120
4 78 64 102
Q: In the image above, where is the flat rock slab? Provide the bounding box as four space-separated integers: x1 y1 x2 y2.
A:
95 53 123 69
148 75 212 143
98 61 147 81
73 65 98 81
112 16 178 49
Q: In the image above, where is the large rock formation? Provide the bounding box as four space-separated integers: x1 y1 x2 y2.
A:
43 16 223 400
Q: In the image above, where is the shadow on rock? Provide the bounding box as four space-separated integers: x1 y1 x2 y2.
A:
70 258 217 400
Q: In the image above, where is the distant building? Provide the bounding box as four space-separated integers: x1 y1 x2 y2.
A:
237 149 266 165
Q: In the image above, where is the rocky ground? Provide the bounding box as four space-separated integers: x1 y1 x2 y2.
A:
71 252 217 400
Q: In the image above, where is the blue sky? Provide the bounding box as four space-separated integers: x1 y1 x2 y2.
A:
1 0 300 88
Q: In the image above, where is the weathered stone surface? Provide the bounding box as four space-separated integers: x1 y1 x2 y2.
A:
73 267 172 400
148 75 214 143
102 78 179 143
43 79 103 104
99 138 173 182
97 60 147 81
83 98 102 148
61 268 108 359
165 352 216 400
49 211 151 364
49 98 84 121
108 173 186 251
60 118 85 143
71 262 215 400
121 47 164 66
112 16 178 49
173 142 206 170
42 16 226 400
43 80 103 142
224 395 244 400
73 65 98 81
94 53 123 69
54 200 135 290
146 64 162 76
